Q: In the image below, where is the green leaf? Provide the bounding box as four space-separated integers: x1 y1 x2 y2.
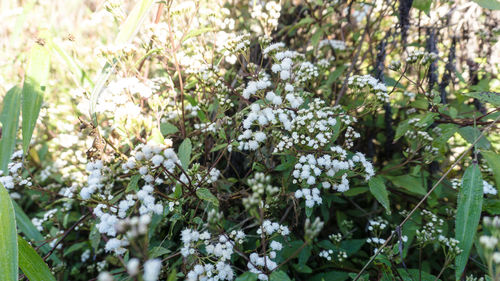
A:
18 236 56 281
48 38 93 87
160 122 179 135
471 0 500 10
311 271 349 281
178 138 192 169
0 183 18 281
235 272 258 281
413 0 432 14
22 40 50 154
269 271 291 281
482 151 500 189
455 164 483 280
183 27 214 43
0 86 22 174
311 27 324 47
369 177 391 214
196 188 219 207
90 0 155 123
458 126 491 150
386 175 427 196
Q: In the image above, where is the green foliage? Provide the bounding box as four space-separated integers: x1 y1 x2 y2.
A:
0 86 21 174
455 164 483 280
18 236 56 281
0 184 18 281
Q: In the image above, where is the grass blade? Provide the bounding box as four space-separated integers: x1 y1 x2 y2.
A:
0 183 18 281
89 0 155 124
21 40 50 154
18 236 56 281
0 86 22 174
455 164 483 280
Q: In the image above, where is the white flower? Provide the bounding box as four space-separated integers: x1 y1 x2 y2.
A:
143 259 162 281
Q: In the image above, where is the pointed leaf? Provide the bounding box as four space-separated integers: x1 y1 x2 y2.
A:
196 188 219 207
18 236 56 281
0 183 18 281
22 40 50 154
369 177 391 214
178 138 192 169
0 86 22 174
482 151 500 189
455 164 483 280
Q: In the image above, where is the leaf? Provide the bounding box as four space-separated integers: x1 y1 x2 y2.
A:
90 0 155 123
235 272 258 281
311 27 324 47
310 271 349 281
178 138 192 169
183 27 214 43
48 38 93 87
160 122 179 136
269 271 291 281
369 177 391 214
455 164 483 280
18 236 56 281
386 175 427 196
196 188 219 207
0 183 18 281
22 40 50 154
126 175 141 193
472 0 500 10
0 86 22 174
458 126 491 150
413 0 432 14
482 151 500 189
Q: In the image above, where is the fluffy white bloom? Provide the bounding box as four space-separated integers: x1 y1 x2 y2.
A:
143 259 162 281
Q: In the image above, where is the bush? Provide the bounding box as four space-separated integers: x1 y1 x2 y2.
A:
1 0 500 280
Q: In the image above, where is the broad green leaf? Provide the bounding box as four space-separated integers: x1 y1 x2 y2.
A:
160 122 179 135
482 151 500 189
196 188 219 207
455 164 483 280
311 271 349 281
472 0 500 10
22 40 50 154
18 236 56 281
235 272 258 281
458 126 491 150
386 175 427 196
90 0 155 123
369 177 391 214
178 138 192 169
0 86 21 174
0 183 18 281
269 271 291 281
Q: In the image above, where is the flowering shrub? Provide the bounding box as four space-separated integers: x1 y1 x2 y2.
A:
0 0 500 281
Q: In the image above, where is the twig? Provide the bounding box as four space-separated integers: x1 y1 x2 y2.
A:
43 212 91 261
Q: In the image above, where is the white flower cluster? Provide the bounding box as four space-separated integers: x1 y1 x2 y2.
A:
450 178 497 195
242 78 272 100
406 50 438 64
32 208 58 231
416 210 444 244
319 39 347 50
291 148 374 191
80 160 106 200
437 235 462 255
348 74 389 103
242 173 279 210
248 222 288 281
115 214 151 238
295 188 322 208
257 220 290 236
480 235 498 250
182 229 243 281
344 126 360 149
0 150 32 190
250 1 281 34
143 259 162 281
